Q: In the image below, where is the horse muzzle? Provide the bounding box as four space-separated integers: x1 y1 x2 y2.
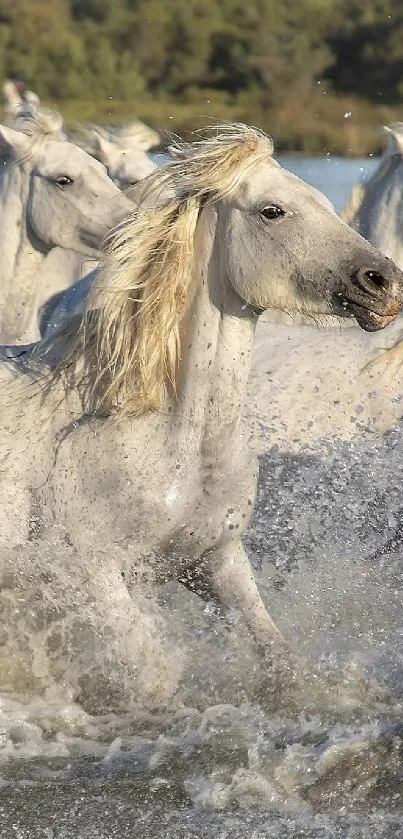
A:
334 259 403 332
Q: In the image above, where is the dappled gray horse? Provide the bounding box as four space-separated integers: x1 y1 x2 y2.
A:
1 124 403 703
0 111 132 342
341 122 403 268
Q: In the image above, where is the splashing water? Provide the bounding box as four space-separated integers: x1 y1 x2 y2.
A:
1 425 403 837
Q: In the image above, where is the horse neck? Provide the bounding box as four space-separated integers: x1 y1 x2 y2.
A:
175 205 257 456
0 163 46 342
359 168 403 266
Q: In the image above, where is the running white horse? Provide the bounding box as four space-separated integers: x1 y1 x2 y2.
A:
341 122 403 268
1 124 403 702
0 110 133 343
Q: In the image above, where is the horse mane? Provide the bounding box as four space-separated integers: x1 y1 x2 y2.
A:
72 120 160 157
41 123 275 416
116 120 160 150
339 182 366 226
340 122 403 226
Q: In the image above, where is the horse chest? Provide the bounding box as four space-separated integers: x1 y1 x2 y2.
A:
41 421 258 573
157 454 259 577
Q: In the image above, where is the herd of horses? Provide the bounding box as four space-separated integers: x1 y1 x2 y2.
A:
1 84 403 704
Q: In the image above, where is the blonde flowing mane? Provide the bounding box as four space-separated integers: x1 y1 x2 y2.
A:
45 124 275 416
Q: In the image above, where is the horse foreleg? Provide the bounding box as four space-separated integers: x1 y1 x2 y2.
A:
180 539 286 647
179 540 298 705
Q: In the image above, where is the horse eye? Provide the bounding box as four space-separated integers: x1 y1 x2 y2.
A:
54 175 73 187
260 205 285 221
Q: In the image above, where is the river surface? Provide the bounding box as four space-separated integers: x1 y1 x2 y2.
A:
3 154 403 839
277 155 377 213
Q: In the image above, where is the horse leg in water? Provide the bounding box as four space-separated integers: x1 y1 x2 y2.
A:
178 540 294 703
179 539 284 645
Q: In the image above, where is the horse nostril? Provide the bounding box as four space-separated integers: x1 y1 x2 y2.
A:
364 270 387 289
355 268 389 295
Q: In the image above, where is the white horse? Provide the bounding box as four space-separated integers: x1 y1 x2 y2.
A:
0 110 133 343
341 123 403 268
37 178 152 339
1 124 403 704
86 129 156 190
72 123 158 190
340 122 403 368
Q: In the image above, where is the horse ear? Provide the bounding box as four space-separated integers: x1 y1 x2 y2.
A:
93 131 115 165
0 123 32 159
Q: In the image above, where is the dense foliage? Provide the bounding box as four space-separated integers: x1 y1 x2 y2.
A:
0 0 402 152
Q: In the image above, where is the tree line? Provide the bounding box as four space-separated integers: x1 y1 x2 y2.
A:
0 0 402 152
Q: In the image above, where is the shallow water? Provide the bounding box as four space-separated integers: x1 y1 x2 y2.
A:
2 155 402 839
277 156 378 213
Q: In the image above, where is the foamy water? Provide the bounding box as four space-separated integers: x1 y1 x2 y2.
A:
2 429 403 837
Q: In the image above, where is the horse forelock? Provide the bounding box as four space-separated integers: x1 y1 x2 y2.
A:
6 107 65 166
0 112 64 175
11 106 64 139
43 123 275 415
